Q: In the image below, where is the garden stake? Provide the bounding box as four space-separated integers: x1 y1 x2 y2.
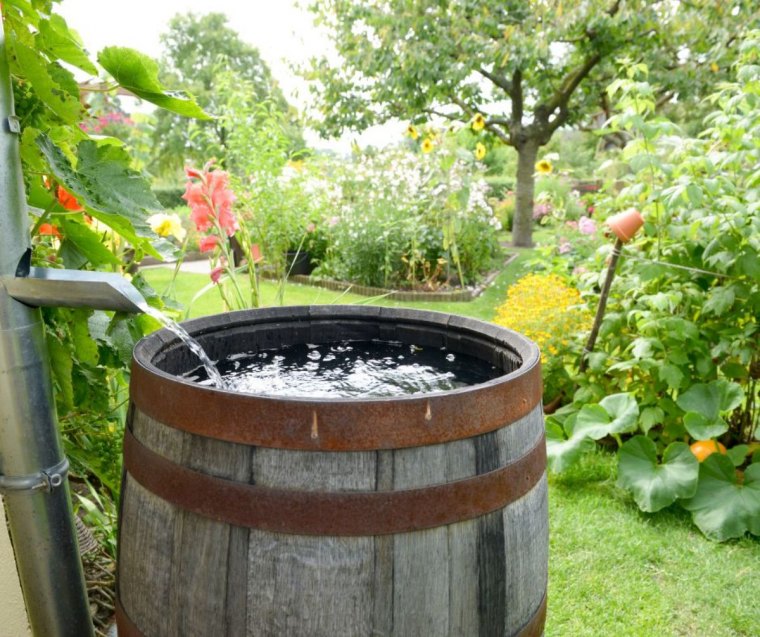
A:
579 237 624 372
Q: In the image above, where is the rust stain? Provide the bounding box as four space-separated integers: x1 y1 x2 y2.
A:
311 411 319 440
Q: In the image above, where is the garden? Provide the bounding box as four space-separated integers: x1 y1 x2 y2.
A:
1 1 758 636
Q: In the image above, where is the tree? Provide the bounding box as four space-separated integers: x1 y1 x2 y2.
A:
306 0 751 246
152 12 303 177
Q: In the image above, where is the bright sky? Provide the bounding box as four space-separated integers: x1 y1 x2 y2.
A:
57 0 399 152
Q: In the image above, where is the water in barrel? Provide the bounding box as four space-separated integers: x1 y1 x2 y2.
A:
186 340 501 398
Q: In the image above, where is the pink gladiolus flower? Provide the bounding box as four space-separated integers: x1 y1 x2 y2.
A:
199 236 219 253
210 265 224 284
579 216 596 235
183 166 239 237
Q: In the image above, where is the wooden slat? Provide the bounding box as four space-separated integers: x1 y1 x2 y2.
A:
371 450 394 637
392 443 449 636
247 446 376 635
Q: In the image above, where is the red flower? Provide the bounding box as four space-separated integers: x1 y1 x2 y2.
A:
38 223 62 239
210 265 224 284
199 236 219 253
56 186 83 212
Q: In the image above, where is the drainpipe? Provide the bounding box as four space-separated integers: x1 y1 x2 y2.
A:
0 22 95 637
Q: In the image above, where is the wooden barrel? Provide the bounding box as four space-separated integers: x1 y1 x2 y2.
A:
117 306 547 637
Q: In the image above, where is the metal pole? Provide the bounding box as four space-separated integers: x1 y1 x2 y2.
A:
0 21 95 637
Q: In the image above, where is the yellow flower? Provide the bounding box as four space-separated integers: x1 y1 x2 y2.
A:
471 113 486 132
474 142 487 161
286 159 305 171
710 62 719 73
535 159 553 174
421 137 435 154
148 213 186 242
407 124 420 140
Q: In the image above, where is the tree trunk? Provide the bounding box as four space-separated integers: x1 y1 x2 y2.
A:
512 141 539 248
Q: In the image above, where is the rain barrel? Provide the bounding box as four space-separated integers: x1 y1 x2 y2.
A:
116 305 547 637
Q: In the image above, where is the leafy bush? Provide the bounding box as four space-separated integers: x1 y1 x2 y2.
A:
546 41 760 541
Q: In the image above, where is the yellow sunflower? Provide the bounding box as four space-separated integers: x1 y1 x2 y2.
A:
407 124 420 140
471 113 486 132
421 138 435 153
474 142 487 161
535 159 553 174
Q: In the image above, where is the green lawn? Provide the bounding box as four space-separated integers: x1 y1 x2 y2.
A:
140 256 760 637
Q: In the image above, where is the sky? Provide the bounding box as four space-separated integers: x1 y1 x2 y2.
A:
57 0 399 152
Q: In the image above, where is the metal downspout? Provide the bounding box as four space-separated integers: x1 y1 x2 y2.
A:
0 20 95 637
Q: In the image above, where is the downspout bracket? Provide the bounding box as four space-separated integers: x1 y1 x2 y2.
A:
0 457 69 494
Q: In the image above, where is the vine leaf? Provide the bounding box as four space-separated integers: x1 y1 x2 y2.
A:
98 47 211 120
36 134 161 256
617 437 699 512
680 455 760 541
545 418 595 473
36 15 98 75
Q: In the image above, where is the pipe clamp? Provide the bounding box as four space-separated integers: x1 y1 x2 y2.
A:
0 457 69 494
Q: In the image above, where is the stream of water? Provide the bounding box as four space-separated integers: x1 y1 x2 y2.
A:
141 305 226 388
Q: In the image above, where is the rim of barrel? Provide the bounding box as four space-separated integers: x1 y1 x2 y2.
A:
130 305 542 450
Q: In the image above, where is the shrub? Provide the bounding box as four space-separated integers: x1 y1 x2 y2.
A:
152 187 185 210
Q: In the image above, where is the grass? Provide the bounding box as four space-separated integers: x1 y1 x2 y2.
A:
140 250 760 636
547 451 759 637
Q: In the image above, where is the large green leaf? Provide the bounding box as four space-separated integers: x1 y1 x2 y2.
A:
10 39 81 122
617 437 699 512
36 15 98 75
677 381 744 440
681 455 760 541
37 135 160 253
545 418 595 473
573 393 640 440
98 47 211 120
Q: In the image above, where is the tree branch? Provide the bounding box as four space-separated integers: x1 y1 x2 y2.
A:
476 67 512 96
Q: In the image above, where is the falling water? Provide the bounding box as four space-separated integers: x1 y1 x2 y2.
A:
140 305 226 388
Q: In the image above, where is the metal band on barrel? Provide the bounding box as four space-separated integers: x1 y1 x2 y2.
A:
129 356 542 451
123 426 546 536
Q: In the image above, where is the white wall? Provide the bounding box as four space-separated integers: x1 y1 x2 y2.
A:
0 499 31 637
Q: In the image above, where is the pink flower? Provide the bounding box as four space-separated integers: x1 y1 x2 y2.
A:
199 236 219 253
306 222 316 233
250 244 264 263
328 215 340 227
558 240 572 255
210 265 224 284
532 203 551 220
183 166 239 236
565 220 579 230
579 216 597 235
573 265 588 277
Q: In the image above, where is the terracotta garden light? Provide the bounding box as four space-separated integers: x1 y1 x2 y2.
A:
579 208 644 372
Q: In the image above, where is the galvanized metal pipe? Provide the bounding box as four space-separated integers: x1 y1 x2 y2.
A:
0 20 95 637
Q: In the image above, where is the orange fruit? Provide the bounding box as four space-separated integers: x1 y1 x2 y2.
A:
689 439 727 462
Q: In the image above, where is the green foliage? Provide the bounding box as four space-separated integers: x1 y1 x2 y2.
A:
306 0 750 246
544 34 760 540
150 12 303 176
617 437 698 512
98 47 210 119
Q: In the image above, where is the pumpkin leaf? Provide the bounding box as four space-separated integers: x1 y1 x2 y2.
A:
617 437 699 512
681 455 760 541
98 47 211 120
545 418 595 473
574 393 639 440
